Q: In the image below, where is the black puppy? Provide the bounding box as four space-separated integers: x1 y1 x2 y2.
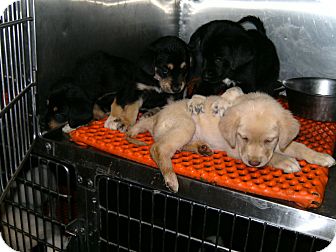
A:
104 36 190 131
46 36 190 131
46 78 115 130
188 16 280 96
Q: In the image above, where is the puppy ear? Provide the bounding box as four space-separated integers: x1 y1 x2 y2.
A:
277 109 300 151
138 48 156 76
218 108 241 148
188 25 206 52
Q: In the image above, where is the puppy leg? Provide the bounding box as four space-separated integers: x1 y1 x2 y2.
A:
150 126 195 192
141 107 161 119
105 99 142 132
281 141 336 167
127 116 155 137
104 99 125 130
182 141 213 156
268 152 301 173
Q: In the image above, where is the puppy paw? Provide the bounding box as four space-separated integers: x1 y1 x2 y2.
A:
197 144 213 156
62 124 77 134
306 152 336 167
221 86 244 102
188 95 206 115
222 78 237 87
211 99 230 117
141 107 161 118
104 115 127 132
275 157 301 173
163 172 179 193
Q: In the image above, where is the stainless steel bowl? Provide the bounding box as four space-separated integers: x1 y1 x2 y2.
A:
283 77 336 122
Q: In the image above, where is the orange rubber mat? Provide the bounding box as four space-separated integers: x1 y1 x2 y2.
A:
69 115 336 208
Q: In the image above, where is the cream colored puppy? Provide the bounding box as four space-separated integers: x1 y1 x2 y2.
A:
219 92 335 172
127 87 243 192
128 88 335 192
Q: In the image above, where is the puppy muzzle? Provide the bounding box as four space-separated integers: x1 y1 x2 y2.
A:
202 70 221 83
160 80 185 94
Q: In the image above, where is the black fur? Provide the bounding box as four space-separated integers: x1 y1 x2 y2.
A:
188 16 280 96
46 36 190 129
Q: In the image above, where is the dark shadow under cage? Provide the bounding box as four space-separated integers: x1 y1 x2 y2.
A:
0 154 77 252
97 177 329 252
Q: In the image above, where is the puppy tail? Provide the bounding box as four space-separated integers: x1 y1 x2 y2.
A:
125 136 148 146
238 15 266 35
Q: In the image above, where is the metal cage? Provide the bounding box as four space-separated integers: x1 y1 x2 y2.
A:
1 0 336 252
97 177 329 252
0 154 75 251
0 0 38 198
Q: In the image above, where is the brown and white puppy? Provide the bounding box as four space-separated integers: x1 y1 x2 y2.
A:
127 87 244 192
128 88 335 192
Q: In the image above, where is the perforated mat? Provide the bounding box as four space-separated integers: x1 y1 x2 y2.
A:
69 113 336 208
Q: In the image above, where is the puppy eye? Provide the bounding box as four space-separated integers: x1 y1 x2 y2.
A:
239 134 248 142
264 138 275 144
215 58 222 63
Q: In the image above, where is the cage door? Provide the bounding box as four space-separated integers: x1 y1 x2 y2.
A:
0 0 38 201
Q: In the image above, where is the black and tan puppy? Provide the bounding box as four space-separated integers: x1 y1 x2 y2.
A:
104 36 190 131
46 36 190 131
188 15 280 96
45 53 128 130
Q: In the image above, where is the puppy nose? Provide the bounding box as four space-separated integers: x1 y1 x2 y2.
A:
248 160 261 167
171 85 182 93
202 70 215 81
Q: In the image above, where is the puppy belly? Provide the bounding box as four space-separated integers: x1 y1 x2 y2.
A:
192 117 225 150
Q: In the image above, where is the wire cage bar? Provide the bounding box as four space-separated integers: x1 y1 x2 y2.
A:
0 154 75 251
97 176 329 252
0 0 38 198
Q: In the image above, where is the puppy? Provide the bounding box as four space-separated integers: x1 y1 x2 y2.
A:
46 36 190 131
46 79 115 130
45 52 129 130
127 88 335 192
218 92 335 171
104 36 191 131
188 15 280 96
127 87 244 192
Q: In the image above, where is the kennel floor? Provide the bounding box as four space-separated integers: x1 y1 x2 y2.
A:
68 112 336 209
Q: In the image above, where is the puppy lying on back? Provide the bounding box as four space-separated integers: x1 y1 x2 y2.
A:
188 15 280 96
127 87 244 192
128 87 335 192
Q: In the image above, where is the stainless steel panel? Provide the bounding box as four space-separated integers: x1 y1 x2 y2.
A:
35 0 179 119
179 0 336 80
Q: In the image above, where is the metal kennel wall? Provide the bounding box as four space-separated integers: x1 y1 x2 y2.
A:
1 0 336 252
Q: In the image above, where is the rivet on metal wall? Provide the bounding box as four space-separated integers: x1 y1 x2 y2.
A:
77 175 83 184
92 197 97 204
87 179 93 187
45 142 52 152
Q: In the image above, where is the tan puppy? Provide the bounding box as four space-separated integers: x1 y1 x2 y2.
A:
127 87 243 192
128 88 335 192
219 92 335 172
